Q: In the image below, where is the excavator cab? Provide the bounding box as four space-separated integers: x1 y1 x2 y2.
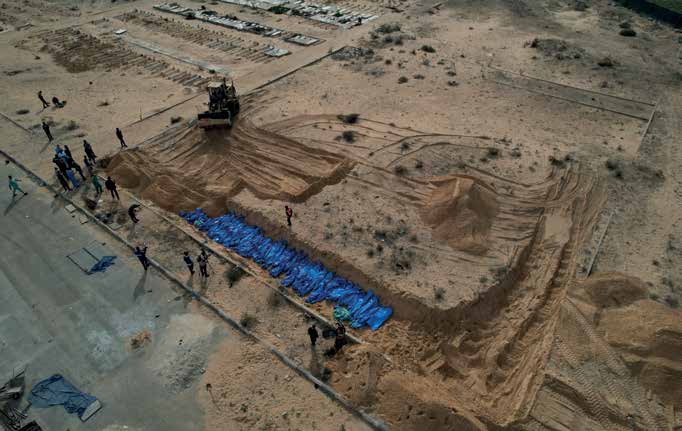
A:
197 80 240 129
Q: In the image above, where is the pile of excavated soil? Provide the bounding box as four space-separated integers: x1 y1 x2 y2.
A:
569 273 682 413
421 177 499 254
106 116 353 216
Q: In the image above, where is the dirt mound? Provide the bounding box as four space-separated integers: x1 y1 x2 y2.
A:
568 273 682 416
600 300 682 408
421 177 498 253
577 272 649 308
106 116 353 216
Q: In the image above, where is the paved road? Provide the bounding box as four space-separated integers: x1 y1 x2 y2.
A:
0 168 225 430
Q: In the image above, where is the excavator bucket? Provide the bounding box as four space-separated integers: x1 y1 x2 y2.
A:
197 110 232 129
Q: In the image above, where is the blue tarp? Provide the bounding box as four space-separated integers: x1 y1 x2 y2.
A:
28 374 98 419
89 256 117 273
180 209 392 330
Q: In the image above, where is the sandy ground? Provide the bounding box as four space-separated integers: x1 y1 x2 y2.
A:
2 0 682 429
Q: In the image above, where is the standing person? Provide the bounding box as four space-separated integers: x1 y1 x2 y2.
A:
128 204 140 224
63 144 73 162
83 155 93 176
55 168 71 192
307 324 319 347
334 331 347 354
65 168 79 189
42 121 53 142
134 245 149 271
71 160 86 181
105 176 120 200
115 128 128 148
8 176 27 198
83 140 96 163
183 251 195 275
52 155 68 176
285 205 293 227
38 91 49 109
197 253 209 278
91 174 103 195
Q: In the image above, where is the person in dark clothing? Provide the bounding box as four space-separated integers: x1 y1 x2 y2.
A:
55 167 70 192
105 176 120 200
183 251 194 275
128 204 140 224
285 205 293 227
83 155 93 176
336 321 346 335
83 140 96 163
71 160 86 181
115 128 127 148
197 253 209 277
38 91 49 109
42 121 53 142
52 155 68 176
51 96 65 108
334 332 347 353
307 324 319 346
63 144 73 162
134 246 149 271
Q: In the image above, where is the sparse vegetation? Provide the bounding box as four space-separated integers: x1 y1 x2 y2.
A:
15 109 29 115
394 165 407 176
413 74 425 79
170 116 183 124
434 287 445 302
549 156 566 167
338 113 359 124
415 159 424 169
605 158 624 178
400 141 411 152
240 311 258 328
340 130 356 143
376 23 401 34
487 147 500 158
398 76 408 84
421 45 436 53
267 290 283 307
226 265 246 287
597 57 614 67
447 80 459 86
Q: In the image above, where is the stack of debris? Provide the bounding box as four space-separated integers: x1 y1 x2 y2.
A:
0 366 41 431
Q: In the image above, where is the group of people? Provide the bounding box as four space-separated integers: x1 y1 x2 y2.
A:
52 142 92 191
38 91 65 110
134 246 211 279
307 321 348 356
183 249 210 278
50 139 121 201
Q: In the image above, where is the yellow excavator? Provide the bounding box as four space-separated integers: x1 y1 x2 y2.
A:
197 80 240 129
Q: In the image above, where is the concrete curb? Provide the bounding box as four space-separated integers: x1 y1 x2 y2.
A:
0 149 389 431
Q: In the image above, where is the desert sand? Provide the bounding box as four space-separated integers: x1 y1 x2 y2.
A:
1 0 681 429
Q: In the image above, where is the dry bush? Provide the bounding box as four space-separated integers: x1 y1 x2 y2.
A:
337 113 359 124
239 312 257 328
